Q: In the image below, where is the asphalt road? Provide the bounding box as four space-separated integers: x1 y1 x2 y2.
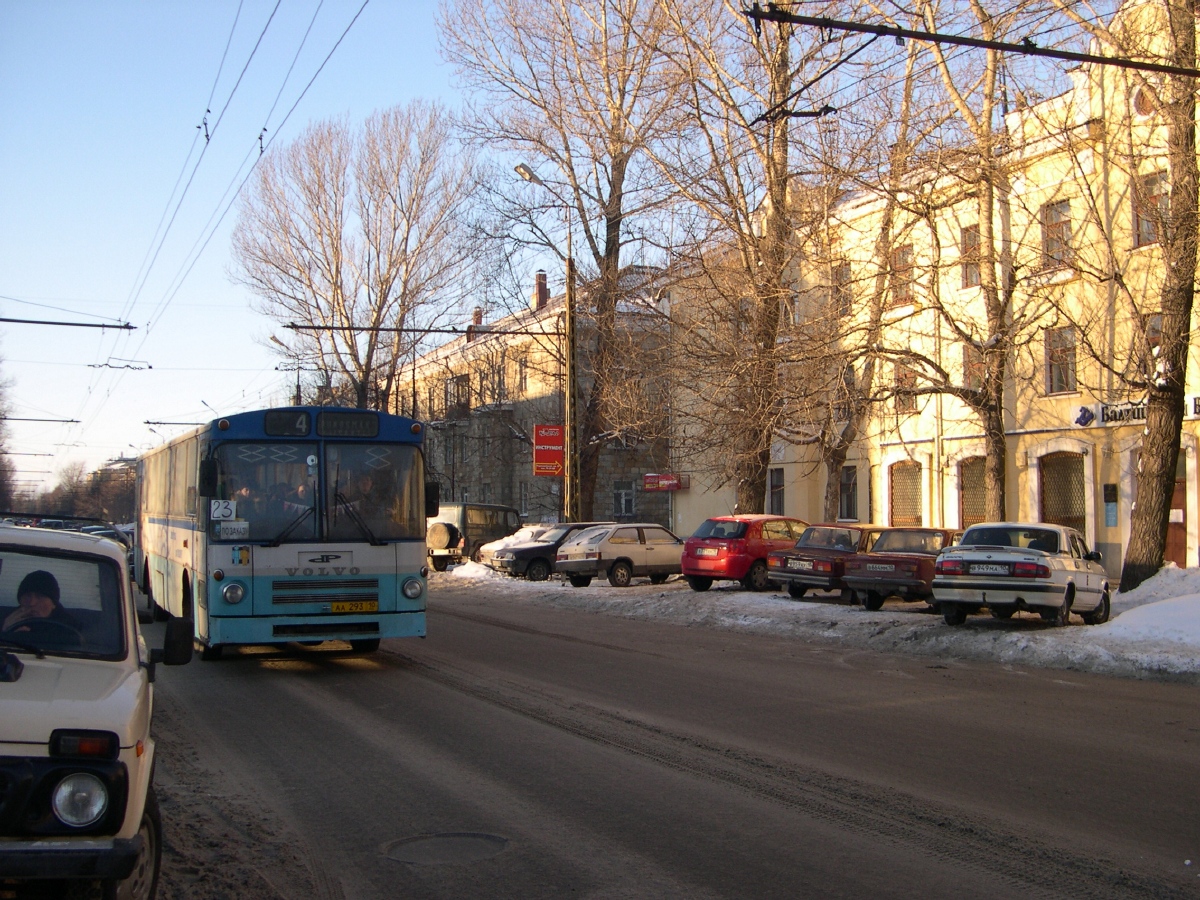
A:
146 580 1200 899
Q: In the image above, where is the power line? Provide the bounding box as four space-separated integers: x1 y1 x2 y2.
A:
743 7 1200 78
0 317 134 330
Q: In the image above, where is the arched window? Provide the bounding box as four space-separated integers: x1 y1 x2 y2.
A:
1039 451 1085 533
890 461 922 526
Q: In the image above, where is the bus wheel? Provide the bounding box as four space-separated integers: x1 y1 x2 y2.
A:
351 638 381 653
199 643 223 661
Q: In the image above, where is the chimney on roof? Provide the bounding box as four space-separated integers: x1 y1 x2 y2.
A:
533 270 549 310
472 307 483 326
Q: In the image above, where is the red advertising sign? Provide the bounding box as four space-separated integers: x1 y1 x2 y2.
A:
533 424 564 477
643 473 682 491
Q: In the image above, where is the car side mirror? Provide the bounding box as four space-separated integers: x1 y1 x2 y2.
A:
1084 550 1103 563
198 459 218 498
146 617 193 682
425 481 441 518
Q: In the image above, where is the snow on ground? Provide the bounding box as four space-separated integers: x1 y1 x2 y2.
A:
437 562 1200 683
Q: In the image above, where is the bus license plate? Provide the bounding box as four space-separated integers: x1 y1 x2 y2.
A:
332 601 378 613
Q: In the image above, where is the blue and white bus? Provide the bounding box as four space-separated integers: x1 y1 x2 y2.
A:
135 406 438 659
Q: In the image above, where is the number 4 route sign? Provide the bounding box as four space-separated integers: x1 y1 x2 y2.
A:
533 424 564 477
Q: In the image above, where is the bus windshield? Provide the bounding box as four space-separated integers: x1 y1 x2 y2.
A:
325 443 425 542
212 443 319 543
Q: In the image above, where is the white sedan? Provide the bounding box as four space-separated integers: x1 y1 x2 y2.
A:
932 522 1110 626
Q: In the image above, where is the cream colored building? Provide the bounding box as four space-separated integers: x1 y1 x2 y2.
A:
673 8 1198 575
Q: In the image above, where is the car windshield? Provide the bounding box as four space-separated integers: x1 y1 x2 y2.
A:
540 525 574 543
872 530 946 553
960 526 1059 552
693 519 748 540
0 547 125 660
561 526 609 547
795 526 859 551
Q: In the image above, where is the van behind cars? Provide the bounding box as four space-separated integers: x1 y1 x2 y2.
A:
426 503 523 570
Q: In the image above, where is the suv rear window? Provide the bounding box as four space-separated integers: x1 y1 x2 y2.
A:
693 520 748 540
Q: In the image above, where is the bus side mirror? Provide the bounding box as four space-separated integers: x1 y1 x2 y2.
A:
198 459 218 497
425 481 441 518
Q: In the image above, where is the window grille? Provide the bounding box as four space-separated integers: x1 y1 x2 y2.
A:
1039 452 1086 534
1045 326 1077 394
961 224 981 288
1041 200 1072 268
889 462 922 526
839 465 858 520
959 456 987 527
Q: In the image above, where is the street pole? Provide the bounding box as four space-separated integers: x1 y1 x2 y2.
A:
564 236 576 523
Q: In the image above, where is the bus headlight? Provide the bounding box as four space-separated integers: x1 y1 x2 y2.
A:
401 578 424 600
52 773 108 827
223 583 246 605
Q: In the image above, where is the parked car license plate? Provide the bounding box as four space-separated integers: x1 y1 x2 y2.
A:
696 547 719 557
866 563 894 572
332 601 378 613
789 559 813 570
969 564 1008 575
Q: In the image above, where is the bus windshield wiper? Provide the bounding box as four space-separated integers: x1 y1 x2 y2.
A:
265 505 315 547
334 492 384 546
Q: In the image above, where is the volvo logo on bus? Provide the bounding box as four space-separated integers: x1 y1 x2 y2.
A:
308 554 342 563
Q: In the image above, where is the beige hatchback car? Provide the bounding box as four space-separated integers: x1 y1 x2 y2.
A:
0 522 192 899
555 523 684 587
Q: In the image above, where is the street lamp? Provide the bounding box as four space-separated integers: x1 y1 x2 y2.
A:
270 335 303 406
515 163 578 522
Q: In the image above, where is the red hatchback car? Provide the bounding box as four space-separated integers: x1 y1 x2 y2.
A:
682 515 809 591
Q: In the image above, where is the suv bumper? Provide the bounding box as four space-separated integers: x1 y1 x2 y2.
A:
0 836 142 880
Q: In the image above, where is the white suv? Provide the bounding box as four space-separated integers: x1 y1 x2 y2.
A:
0 523 192 899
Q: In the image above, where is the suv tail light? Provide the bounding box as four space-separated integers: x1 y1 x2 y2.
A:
935 558 963 575
1012 561 1050 578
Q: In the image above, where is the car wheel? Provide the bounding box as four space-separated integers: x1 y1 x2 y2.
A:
1042 589 1072 627
787 583 806 599
649 573 669 585
431 557 449 572
863 591 885 611
942 603 968 626
350 638 381 653
568 575 593 588
1081 590 1110 625
990 606 1016 619
608 561 633 587
526 559 551 582
103 785 161 900
471 545 483 563
685 575 713 592
741 559 771 591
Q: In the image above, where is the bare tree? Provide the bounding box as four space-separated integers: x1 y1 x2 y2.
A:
233 101 483 410
440 0 682 519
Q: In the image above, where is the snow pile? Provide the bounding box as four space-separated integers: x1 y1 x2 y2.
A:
441 561 1200 682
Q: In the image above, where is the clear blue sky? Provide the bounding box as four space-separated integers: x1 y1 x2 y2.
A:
0 1 456 496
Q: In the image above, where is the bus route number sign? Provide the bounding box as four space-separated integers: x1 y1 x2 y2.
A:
211 500 236 520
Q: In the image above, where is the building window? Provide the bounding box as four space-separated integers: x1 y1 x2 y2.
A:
889 244 914 306
1045 325 1077 394
517 356 528 396
839 465 858 520
961 224 981 288
832 261 852 318
894 363 918 413
963 344 985 391
1039 452 1086 534
769 468 784 515
446 374 470 417
519 481 529 516
889 461 922 526
1041 199 1072 269
959 456 987 527
613 481 635 518
480 483 492 504
1134 171 1168 248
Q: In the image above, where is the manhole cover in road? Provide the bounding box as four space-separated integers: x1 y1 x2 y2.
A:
381 833 509 865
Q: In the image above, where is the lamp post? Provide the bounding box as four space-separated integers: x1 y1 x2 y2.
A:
515 163 577 522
